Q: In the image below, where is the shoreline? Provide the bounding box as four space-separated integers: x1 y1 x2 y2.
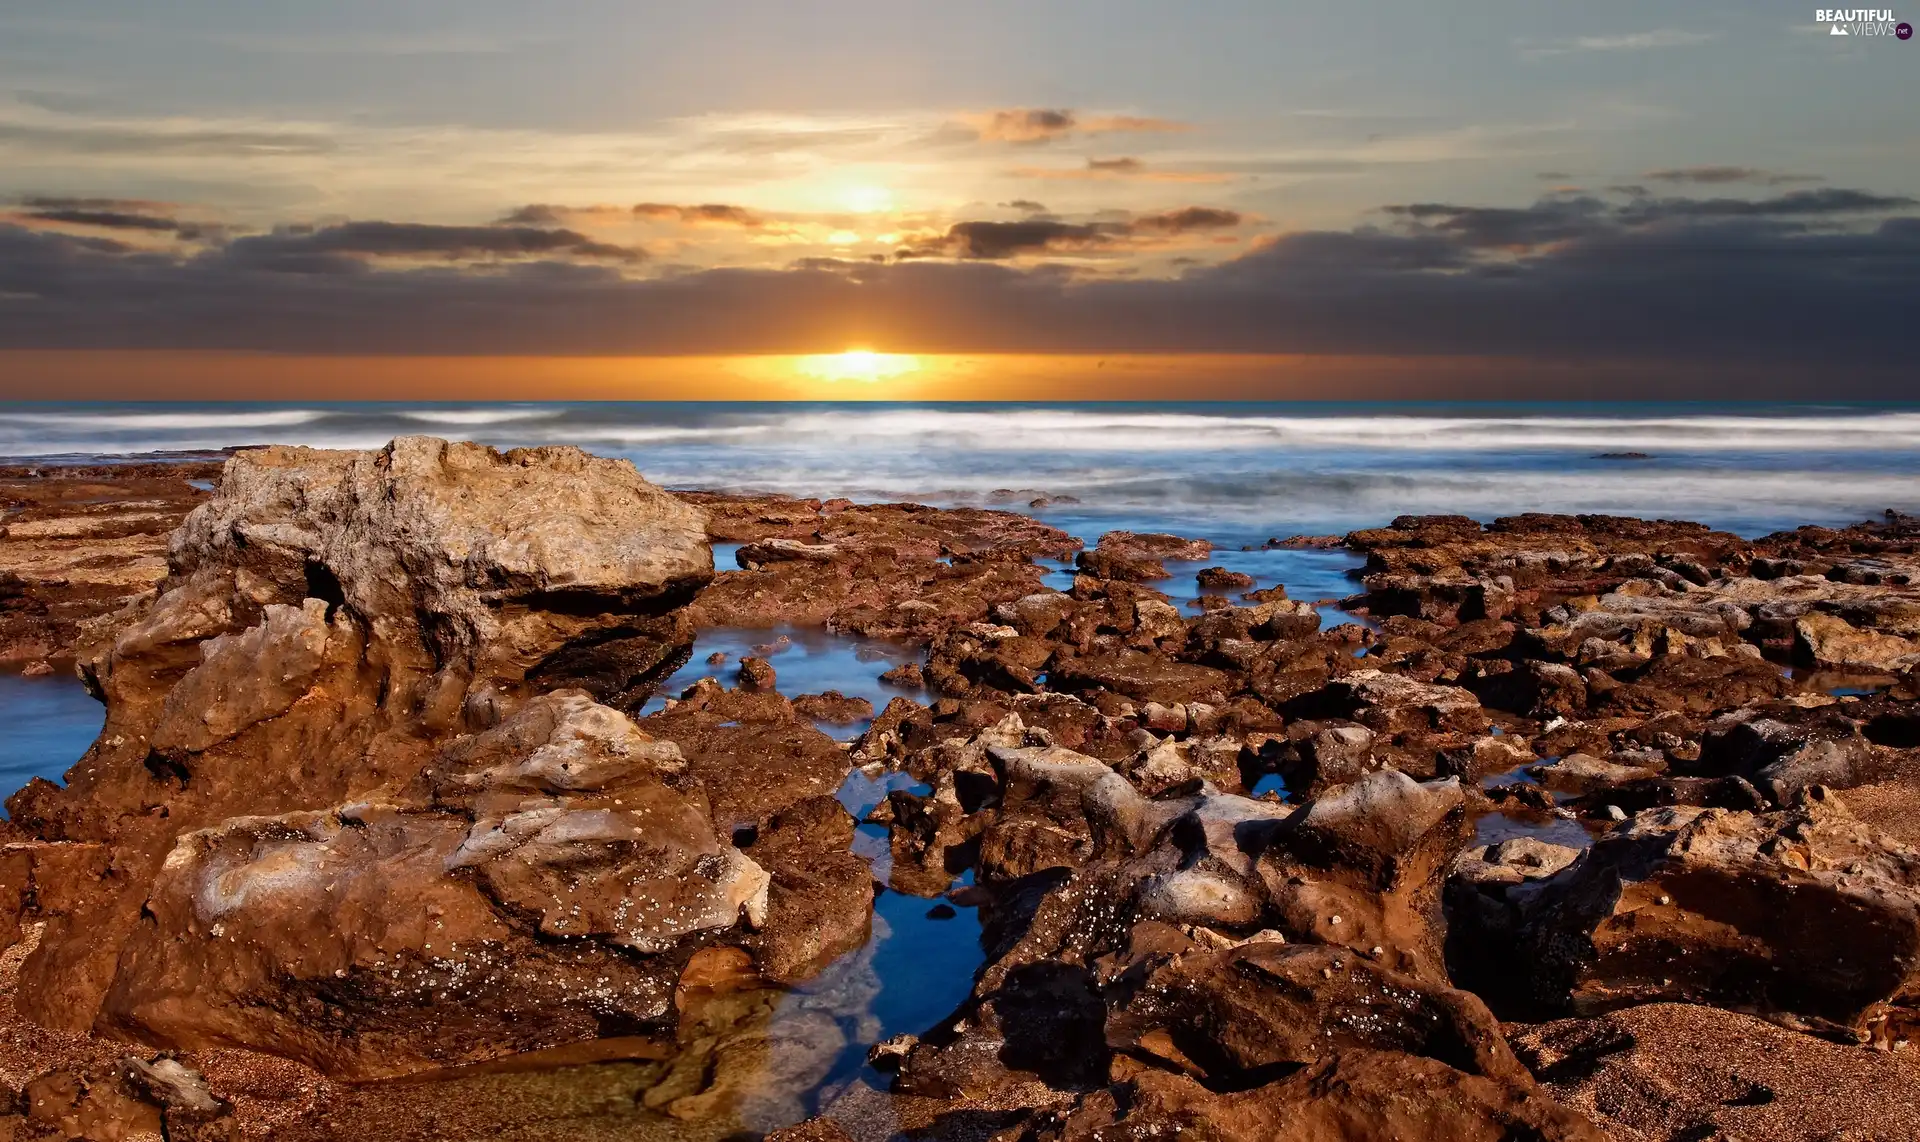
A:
4 438 1920 1139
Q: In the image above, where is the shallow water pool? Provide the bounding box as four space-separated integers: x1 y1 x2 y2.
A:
0 672 103 814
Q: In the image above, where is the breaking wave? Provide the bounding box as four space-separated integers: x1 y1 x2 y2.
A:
2 401 1916 537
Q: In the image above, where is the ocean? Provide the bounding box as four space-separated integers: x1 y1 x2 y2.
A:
4 401 1919 540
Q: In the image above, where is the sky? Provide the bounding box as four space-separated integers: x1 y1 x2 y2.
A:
0 0 1915 398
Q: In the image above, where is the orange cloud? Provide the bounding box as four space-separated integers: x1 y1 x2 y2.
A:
632 202 765 227
967 108 1188 144
1011 157 1235 183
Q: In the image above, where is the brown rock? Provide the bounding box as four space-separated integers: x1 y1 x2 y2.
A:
1196 566 1255 589
1796 611 1920 673
790 690 874 724
736 656 776 691
1517 789 1920 1042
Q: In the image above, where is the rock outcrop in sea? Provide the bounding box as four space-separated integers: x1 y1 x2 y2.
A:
7 445 1920 1139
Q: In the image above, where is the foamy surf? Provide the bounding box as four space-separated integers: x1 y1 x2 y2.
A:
1 402 1915 537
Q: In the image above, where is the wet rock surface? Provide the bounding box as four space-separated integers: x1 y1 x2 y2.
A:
8 462 1920 1138
0 459 222 675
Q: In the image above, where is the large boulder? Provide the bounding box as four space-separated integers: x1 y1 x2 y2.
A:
1515 789 1920 1044
4 438 727 1050
93 693 776 1079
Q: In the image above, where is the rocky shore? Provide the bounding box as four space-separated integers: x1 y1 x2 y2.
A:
6 437 1920 1140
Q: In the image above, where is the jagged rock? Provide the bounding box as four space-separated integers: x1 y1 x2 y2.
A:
1048 651 1235 705
735 538 840 567
790 690 873 724
1113 940 1519 1075
1796 611 1920 673
1293 669 1489 736
98 699 775 1078
5 440 743 1069
1289 724 1377 795
1196 566 1255 589
736 655 777 692
1694 707 1888 802
1257 769 1470 981
1514 789 1920 1043
1527 753 1660 795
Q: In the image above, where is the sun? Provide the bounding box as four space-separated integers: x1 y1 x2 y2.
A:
794 349 921 384
841 185 896 214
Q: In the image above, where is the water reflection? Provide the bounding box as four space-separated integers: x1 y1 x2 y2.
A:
640 624 929 737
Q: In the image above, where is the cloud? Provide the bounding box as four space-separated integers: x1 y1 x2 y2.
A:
1523 29 1719 56
8 197 227 241
1002 200 1050 214
631 203 764 227
1382 188 1914 250
1616 187 1916 221
967 108 1187 144
1014 156 1236 183
498 204 568 226
1131 207 1244 234
1644 166 1824 186
903 207 1245 259
18 195 174 212
22 208 182 232
974 108 1077 144
903 219 1126 259
0 118 336 158
220 221 645 272
0 186 1911 387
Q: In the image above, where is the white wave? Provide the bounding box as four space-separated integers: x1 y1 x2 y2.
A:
0 409 329 431
754 408 1920 453
487 407 1920 455
394 408 562 426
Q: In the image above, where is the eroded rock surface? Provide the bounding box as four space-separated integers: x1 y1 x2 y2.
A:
12 466 1920 1139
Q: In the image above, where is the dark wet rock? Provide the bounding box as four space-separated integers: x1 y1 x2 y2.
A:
1465 659 1587 719
639 684 853 829
1286 724 1376 796
1103 943 1572 1123
1074 531 1210 583
1527 753 1661 795
1196 566 1255 589
1692 704 1889 802
1290 669 1490 737
736 655 777 691
734 538 841 567
1048 1050 1606 1141
741 796 873 984
791 690 874 724
878 661 924 689
1049 651 1235 706
1256 770 1470 981
1511 789 1920 1043
684 494 1076 641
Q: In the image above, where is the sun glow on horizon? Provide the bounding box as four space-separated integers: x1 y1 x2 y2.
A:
793 349 923 385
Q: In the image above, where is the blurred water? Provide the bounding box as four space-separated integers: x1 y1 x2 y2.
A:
3 401 1918 537
0 673 101 815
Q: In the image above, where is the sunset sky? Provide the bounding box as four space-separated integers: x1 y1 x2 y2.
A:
0 0 1915 398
